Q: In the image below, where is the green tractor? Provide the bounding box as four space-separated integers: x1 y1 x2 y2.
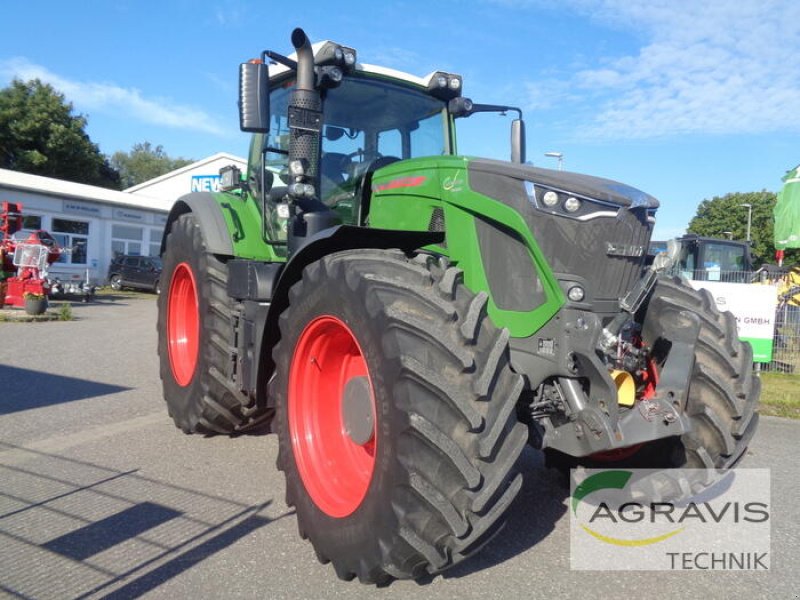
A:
157 28 760 583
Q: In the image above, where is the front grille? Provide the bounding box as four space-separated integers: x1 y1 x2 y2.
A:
527 208 651 303
464 162 657 311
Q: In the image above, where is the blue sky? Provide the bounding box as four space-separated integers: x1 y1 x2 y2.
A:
2 0 798 239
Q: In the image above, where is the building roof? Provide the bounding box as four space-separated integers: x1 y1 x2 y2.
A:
124 152 246 194
0 168 170 212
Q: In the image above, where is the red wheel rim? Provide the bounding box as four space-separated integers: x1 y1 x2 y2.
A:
289 316 376 518
167 262 199 387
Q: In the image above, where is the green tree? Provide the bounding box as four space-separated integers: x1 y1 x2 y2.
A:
0 78 120 188
687 190 799 265
111 142 193 189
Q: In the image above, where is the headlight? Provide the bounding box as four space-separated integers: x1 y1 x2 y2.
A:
289 159 306 178
542 190 559 207
564 196 581 213
567 285 585 302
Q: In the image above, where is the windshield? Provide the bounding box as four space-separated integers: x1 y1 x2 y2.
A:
322 76 447 158
319 77 447 208
702 243 746 275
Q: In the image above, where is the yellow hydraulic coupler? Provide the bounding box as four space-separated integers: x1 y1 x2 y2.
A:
610 369 636 407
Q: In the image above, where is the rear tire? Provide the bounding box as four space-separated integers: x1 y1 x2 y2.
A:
271 250 527 583
157 212 267 434
110 274 122 291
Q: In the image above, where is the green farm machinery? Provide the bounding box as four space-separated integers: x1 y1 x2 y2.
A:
157 28 759 583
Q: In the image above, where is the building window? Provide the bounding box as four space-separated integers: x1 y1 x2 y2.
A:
52 218 89 264
149 228 164 257
23 215 42 230
111 223 144 257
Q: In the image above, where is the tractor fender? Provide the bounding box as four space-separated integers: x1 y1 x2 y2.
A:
271 224 443 317
160 192 234 257
258 225 444 409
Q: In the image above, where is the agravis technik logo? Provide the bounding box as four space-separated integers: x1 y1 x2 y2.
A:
569 468 770 571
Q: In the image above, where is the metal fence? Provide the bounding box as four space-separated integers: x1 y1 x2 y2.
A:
766 300 800 373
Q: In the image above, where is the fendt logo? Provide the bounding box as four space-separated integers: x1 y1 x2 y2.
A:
569 469 771 571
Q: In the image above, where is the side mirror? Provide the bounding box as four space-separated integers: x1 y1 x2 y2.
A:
239 61 270 133
511 119 526 164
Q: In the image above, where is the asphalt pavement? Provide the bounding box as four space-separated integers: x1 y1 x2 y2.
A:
0 295 797 599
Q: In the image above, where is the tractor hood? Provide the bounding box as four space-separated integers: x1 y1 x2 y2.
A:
469 158 659 210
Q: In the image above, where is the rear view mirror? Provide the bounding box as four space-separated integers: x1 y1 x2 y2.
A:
325 126 345 141
239 61 270 133
511 119 526 164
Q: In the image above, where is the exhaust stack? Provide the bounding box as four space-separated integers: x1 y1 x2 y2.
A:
286 28 339 255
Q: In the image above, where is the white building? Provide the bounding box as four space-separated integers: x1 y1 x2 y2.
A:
124 152 247 202
0 153 247 286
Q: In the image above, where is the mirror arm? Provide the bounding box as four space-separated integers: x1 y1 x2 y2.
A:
264 50 297 71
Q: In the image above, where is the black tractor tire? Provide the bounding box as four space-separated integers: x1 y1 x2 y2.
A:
642 275 760 469
110 274 122 291
271 249 527 583
157 212 267 434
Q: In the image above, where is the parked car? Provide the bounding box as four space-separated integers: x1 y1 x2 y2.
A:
107 255 162 293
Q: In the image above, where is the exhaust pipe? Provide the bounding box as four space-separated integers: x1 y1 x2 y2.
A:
288 27 321 184
286 28 340 256
291 28 315 91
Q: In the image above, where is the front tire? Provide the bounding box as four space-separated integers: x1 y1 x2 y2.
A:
643 276 760 469
157 212 266 434
272 250 527 583
548 275 760 474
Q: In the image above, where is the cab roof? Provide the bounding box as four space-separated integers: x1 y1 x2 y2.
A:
266 40 440 89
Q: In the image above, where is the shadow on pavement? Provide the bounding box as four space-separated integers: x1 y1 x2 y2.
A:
0 444 289 599
0 365 131 415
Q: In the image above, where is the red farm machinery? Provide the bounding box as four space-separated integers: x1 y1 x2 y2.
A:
0 201 61 312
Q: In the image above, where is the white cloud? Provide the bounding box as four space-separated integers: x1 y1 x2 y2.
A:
0 58 226 136
523 0 800 139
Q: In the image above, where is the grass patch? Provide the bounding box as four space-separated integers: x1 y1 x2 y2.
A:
759 373 800 419
58 302 74 321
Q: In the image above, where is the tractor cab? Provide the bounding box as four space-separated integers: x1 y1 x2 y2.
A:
251 73 452 242
238 33 524 255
